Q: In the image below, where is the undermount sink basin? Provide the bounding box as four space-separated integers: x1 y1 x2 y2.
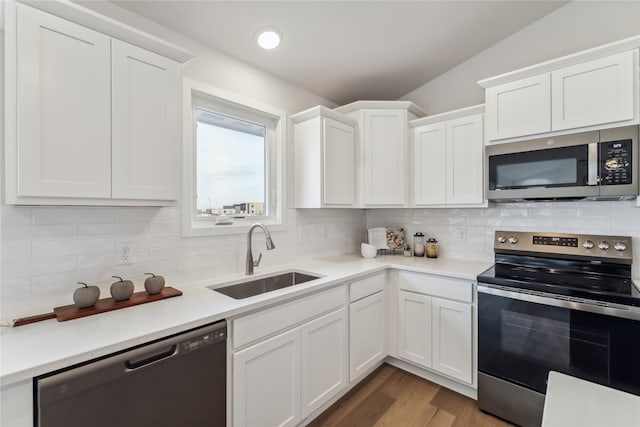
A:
210 270 322 299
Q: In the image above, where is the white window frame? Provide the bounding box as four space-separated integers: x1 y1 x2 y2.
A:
182 78 286 237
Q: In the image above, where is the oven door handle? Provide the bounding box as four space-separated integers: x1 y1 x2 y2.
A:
477 284 640 321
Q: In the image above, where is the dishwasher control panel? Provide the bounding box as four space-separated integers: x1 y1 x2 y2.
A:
180 328 226 354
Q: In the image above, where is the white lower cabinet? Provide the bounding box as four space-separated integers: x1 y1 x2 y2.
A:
233 305 347 426
349 291 386 381
398 290 432 368
301 308 348 417
233 328 301 427
431 298 472 384
396 273 474 385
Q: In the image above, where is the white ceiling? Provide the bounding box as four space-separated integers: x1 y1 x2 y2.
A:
111 1 567 105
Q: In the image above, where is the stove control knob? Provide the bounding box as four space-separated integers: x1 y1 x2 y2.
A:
508 236 518 245
582 240 594 249
597 241 610 250
613 241 627 252
497 236 506 244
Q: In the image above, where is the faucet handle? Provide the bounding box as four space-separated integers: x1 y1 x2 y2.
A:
253 252 263 267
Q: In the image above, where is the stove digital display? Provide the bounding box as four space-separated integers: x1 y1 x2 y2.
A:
532 235 578 247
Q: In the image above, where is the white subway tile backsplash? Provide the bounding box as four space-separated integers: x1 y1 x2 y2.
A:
33 207 114 224
0 206 33 225
78 222 148 237
0 278 32 299
1 224 78 240
1 242 32 260
367 201 640 272
2 256 77 279
32 239 114 258
147 221 180 235
2 199 638 320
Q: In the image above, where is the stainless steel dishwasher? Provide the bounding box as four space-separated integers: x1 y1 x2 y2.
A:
36 320 227 427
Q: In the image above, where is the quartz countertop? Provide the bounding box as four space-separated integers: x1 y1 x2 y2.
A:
0 254 492 386
542 371 640 426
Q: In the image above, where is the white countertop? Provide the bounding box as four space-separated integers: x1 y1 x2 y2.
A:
542 371 640 427
0 254 491 386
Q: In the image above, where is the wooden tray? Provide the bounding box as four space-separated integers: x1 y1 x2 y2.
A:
53 287 182 322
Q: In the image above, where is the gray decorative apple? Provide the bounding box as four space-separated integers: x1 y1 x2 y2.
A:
110 276 134 301
73 282 100 308
144 273 165 295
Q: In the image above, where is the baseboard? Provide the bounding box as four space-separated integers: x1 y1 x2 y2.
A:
385 357 478 400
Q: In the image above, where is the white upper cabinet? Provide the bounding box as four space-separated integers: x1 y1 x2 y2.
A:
413 123 447 205
15 5 112 199
485 74 551 140
551 51 635 131
480 37 640 143
362 109 407 206
5 3 188 205
293 107 356 208
335 101 426 208
410 106 485 207
111 40 179 200
446 114 484 205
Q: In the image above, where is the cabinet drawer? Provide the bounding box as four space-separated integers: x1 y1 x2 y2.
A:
349 272 386 302
396 272 472 303
233 285 347 348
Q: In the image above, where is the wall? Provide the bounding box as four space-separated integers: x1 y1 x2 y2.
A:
0 2 360 320
400 1 640 114
366 200 640 278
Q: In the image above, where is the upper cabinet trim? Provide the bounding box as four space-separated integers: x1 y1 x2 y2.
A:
409 104 485 127
17 0 194 63
477 35 640 89
334 100 427 118
291 105 357 126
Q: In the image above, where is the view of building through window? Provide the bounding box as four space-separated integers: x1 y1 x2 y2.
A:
196 108 266 218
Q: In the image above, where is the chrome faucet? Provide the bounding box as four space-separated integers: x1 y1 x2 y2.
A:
246 223 276 275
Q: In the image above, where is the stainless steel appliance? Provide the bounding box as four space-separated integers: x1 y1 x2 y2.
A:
487 126 638 201
477 231 640 427
36 320 227 427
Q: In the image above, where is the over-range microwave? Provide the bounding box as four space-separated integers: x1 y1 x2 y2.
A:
487 126 638 202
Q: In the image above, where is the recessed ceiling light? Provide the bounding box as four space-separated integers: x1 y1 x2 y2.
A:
256 27 281 50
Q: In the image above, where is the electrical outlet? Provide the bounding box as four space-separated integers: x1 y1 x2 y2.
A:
116 243 132 265
457 229 467 242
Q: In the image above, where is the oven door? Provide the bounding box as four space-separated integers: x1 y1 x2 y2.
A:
487 132 599 201
478 284 640 396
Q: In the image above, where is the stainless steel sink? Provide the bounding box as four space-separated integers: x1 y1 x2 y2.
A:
209 270 322 299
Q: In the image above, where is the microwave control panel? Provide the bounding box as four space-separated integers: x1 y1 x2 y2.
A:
600 139 632 185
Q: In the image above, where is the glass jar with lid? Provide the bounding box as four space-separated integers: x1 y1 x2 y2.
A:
426 238 438 258
413 232 425 257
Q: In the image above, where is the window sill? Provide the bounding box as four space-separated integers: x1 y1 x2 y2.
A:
182 219 286 237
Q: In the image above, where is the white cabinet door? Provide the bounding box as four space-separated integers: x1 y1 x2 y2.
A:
486 73 551 141
16 5 111 198
413 123 446 205
363 109 406 206
111 39 179 200
446 114 484 204
349 291 385 381
323 117 356 206
552 51 635 131
397 290 432 368
301 308 348 418
431 297 472 384
233 328 301 427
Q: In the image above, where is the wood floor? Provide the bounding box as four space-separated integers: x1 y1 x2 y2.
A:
309 364 514 427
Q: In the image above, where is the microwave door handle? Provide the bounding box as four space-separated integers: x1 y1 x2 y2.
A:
588 142 598 185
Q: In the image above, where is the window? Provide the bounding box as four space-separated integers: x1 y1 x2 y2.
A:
182 79 286 236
